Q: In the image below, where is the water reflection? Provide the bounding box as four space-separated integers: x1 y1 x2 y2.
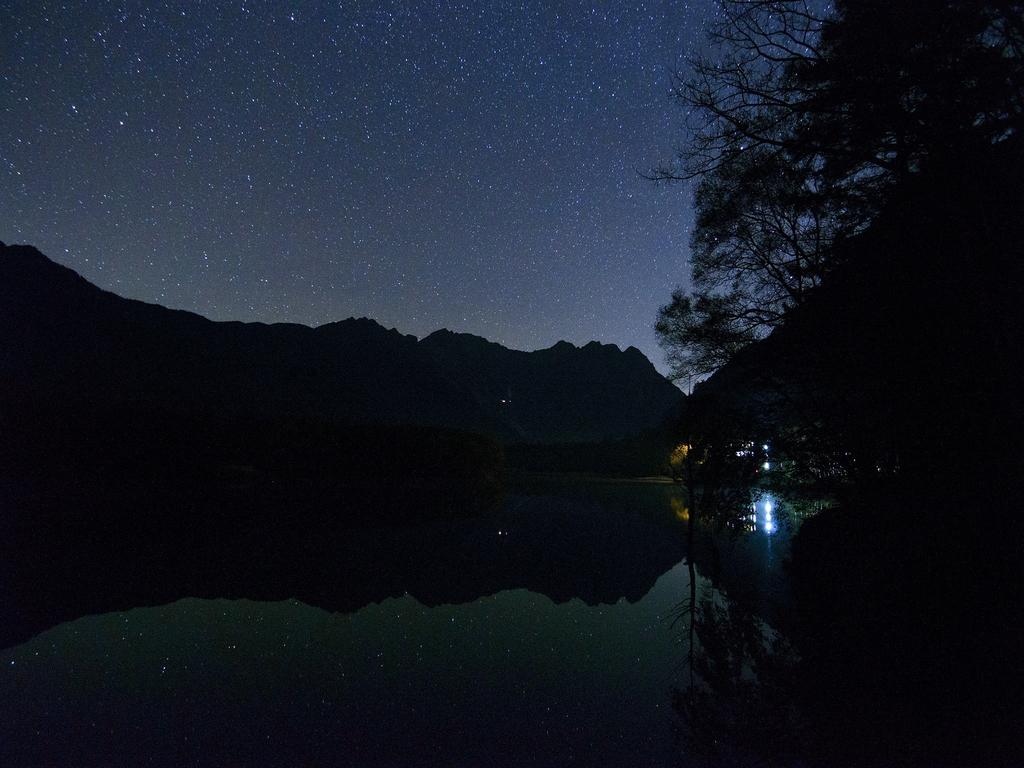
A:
671 495 691 522
738 494 778 534
0 481 802 766
672 576 802 768
1 562 700 766
0 485 693 651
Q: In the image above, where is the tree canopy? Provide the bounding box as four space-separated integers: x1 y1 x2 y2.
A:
656 0 1024 381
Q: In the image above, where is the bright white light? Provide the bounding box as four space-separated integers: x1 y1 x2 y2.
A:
762 444 769 451
763 461 771 470
764 500 773 514
764 521 776 533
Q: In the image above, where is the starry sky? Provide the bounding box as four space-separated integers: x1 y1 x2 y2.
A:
1 1 717 373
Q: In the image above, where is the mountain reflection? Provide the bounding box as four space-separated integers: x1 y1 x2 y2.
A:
0 484 693 651
2 562 699 767
0 479 806 766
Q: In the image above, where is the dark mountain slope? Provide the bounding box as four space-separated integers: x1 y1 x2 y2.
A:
0 243 682 443
419 329 681 442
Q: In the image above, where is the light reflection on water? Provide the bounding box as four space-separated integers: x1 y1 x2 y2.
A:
0 483 803 766
740 492 779 535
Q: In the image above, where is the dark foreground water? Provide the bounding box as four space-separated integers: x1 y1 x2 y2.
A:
0 483 792 767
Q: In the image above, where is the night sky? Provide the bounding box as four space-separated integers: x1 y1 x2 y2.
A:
1 1 717 372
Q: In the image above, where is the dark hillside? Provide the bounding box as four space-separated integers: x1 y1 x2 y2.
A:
0 244 681 444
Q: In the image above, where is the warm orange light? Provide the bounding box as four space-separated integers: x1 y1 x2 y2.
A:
669 443 690 469
671 496 690 522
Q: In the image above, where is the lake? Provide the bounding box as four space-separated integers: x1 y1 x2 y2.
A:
0 482 794 766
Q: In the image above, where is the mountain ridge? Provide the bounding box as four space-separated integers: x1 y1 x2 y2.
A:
3 241 660 360
0 243 682 443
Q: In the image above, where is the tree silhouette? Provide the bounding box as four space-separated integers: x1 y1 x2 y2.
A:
655 0 1024 380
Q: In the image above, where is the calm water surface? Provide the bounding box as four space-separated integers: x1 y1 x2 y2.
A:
0 483 792 767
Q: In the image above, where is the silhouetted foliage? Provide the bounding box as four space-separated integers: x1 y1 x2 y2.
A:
656 0 1024 380
665 125 1024 768
656 5 1024 763
0 402 508 524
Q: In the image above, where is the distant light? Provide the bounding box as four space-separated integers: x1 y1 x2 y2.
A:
764 500 773 514
762 444 769 451
763 461 771 470
764 521 776 533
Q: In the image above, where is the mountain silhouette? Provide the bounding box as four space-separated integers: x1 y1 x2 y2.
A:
0 243 681 443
